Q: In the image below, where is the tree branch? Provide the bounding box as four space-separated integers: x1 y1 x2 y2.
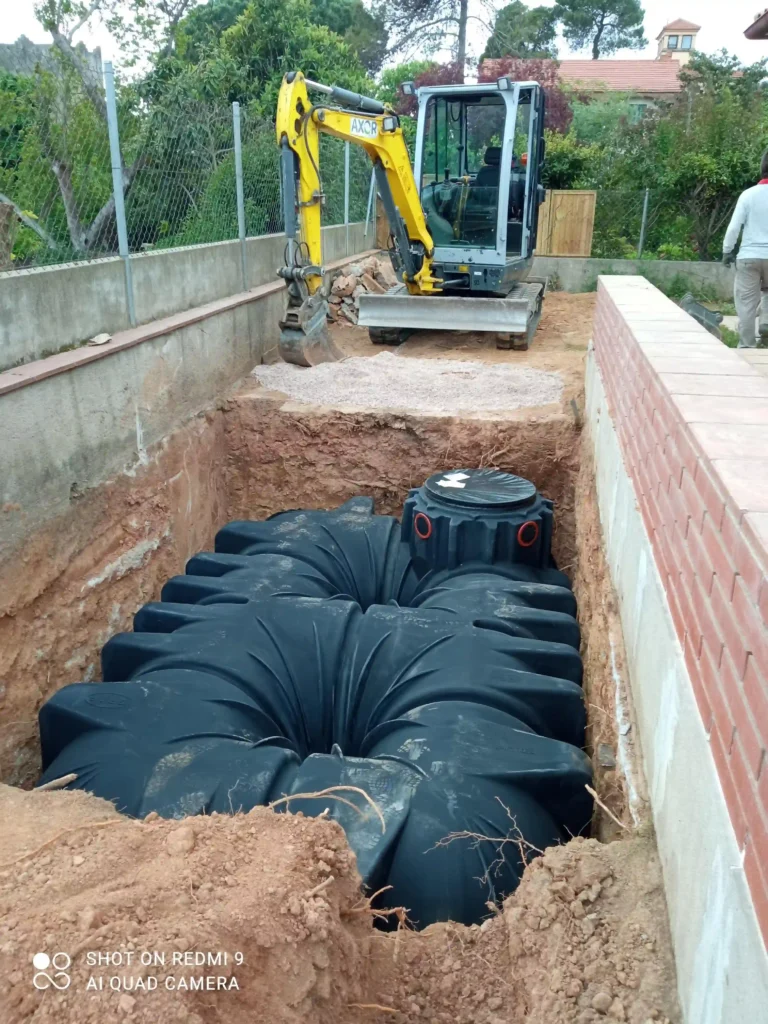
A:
386 16 458 55
49 27 108 121
82 154 145 250
65 0 104 43
0 192 60 251
51 157 87 250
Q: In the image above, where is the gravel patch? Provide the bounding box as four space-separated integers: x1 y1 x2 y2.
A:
252 352 563 414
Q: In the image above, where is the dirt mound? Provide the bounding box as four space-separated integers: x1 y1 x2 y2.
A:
372 836 678 1023
0 790 678 1024
0 784 370 1024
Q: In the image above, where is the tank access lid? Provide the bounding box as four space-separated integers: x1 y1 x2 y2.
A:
423 469 538 511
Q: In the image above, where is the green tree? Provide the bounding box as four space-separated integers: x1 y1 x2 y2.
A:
482 2 558 60
175 0 387 73
376 60 437 107
309 0 388 71
540 129 601 188
599 51 768 257
132 0 371 246
4 0 201 258
381 0 473 78
175 0 249 62
220 0 370 113
0 69 62 259
338 3 388 73
569 92 632 145
553 0 645 59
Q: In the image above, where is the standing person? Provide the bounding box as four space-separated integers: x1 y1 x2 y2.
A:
723 151 768 348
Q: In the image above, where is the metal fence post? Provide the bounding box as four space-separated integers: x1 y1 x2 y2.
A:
637 188 650 258
344 141 350 253
232 101 248 290
104 61 136 327
364 168 376 241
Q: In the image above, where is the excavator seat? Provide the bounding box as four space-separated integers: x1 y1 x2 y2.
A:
473 146 501 189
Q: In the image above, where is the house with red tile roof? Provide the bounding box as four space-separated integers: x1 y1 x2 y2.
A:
480 19 702 120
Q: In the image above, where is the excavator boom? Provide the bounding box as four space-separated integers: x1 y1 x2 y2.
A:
276 72 440 364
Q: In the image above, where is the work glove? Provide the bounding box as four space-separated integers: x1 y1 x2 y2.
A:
722 251 735 267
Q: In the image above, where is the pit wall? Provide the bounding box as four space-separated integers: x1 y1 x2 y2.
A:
533 255 733 299
0 222 369 369
587 275 768 1023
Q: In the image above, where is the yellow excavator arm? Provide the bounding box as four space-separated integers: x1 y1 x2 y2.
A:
275 71 441 365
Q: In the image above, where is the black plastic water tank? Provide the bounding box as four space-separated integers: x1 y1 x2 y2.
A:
401 469 554 573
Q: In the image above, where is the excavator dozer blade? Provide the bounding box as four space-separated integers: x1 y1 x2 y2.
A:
278 294 345 367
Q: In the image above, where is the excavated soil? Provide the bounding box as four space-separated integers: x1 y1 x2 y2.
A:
0 785 678 1024
0 290 678 1021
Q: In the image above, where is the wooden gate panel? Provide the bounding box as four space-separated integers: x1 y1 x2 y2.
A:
536 190 596 257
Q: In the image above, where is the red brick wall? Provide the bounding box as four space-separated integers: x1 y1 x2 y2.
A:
593 276 768 944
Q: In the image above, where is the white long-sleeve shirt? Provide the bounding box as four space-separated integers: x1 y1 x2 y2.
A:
723 183 768 259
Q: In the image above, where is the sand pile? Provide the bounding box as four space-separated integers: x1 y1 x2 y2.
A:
370 836 678 1024
0 785 679 1024
252 352 563 414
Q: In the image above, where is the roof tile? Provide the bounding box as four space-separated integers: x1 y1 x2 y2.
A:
657 19 701 37
480 58 683 94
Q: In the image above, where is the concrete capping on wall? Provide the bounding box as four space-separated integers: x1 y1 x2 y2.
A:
0 222 369 370
0 249 376 398
588 275 768 1022
532 255 734 299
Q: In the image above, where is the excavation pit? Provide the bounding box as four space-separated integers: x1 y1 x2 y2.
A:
0 292 681 1023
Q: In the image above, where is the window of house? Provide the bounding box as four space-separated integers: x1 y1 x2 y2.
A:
667 34 679 48
681 35 692 49
628 101 652 124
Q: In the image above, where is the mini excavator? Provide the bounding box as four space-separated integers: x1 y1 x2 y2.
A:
276 71 548 365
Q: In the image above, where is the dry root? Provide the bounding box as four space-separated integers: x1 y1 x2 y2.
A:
269 785 386 833
434 796 544 885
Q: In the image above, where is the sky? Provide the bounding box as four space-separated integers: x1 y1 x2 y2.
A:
1 0 767 66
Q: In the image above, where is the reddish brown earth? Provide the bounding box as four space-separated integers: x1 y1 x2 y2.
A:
0 785 678 1024
0 413 228 787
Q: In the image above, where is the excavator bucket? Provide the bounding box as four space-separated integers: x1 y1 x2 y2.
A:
278 293 345 366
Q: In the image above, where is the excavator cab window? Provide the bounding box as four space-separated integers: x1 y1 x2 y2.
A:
507 91 534 256
420 94 507 250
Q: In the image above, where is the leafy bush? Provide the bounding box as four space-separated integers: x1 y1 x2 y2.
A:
540 129 600 189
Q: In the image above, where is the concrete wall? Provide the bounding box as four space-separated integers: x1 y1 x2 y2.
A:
0 239 374 559
587 275 768 1023
0 223 369 370
534 256 734 300
0 291 283 561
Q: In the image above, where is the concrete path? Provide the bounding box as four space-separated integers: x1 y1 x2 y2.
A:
738 348 768 377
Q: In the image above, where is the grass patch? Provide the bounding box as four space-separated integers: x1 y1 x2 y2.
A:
720 326 739 348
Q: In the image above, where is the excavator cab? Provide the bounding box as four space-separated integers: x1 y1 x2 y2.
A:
414 80 545 296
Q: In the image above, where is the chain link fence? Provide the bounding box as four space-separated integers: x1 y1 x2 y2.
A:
536 188 711 262
0 56 373 290
590 189 692 261
0 52 118 267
